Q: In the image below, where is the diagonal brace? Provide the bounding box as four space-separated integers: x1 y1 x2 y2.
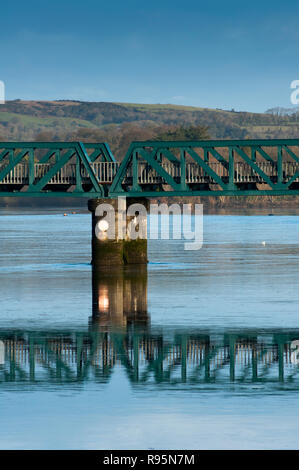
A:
233 146 275 188
187 148 228 189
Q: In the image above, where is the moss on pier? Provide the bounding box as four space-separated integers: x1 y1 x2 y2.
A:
91 238 148 267
123 239 148 265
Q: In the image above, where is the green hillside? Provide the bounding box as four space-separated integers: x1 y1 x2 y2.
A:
0 99 299 158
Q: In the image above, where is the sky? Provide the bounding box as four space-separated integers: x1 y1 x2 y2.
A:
0 0 299 112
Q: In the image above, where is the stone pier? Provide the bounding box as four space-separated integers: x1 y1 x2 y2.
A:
88 197 148 269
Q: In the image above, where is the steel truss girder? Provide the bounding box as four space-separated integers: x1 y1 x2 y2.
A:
0 142 115 197
108 139 299 197
2 139 299 197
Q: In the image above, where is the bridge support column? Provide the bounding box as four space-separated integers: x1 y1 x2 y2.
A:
88 198 148 269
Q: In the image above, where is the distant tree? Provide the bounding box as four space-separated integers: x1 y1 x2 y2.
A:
154 124 210 141
34 131 55 141
115 123 157 159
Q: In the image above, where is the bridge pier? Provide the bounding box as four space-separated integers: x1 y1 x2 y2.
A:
88 197 148 269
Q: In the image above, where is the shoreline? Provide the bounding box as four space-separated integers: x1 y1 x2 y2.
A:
1 195 299 216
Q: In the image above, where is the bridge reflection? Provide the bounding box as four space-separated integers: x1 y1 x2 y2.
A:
1 269 299 388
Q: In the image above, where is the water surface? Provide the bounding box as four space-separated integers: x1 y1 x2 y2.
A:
0 211 299 449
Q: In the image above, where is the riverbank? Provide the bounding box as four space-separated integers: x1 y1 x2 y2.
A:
2 194 299 206
1 194 299 215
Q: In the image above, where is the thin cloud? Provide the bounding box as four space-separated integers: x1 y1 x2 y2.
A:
171 95 185 101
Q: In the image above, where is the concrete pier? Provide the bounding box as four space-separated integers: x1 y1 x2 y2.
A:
88 197 148 269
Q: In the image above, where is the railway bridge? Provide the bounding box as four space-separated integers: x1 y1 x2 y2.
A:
1 139 299 197
1 139 299 267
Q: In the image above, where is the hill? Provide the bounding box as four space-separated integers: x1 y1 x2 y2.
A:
0 100 299 158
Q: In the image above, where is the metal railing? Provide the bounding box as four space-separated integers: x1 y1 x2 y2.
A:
0 162 119 185
1 160 299 185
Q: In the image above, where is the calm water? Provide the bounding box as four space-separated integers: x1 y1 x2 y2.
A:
1 211 299 449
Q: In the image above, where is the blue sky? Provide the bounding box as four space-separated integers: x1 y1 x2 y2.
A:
0 0 298 112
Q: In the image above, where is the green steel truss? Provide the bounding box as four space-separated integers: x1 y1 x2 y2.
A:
2 139 299 197
109 138 299 197
0 141 115 197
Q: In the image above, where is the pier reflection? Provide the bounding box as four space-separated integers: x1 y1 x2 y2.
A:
2 268 299 390
91 266 148 329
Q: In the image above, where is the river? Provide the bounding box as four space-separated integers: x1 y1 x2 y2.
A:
0 210 299 449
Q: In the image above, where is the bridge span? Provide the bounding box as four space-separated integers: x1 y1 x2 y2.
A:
1 139 299 197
